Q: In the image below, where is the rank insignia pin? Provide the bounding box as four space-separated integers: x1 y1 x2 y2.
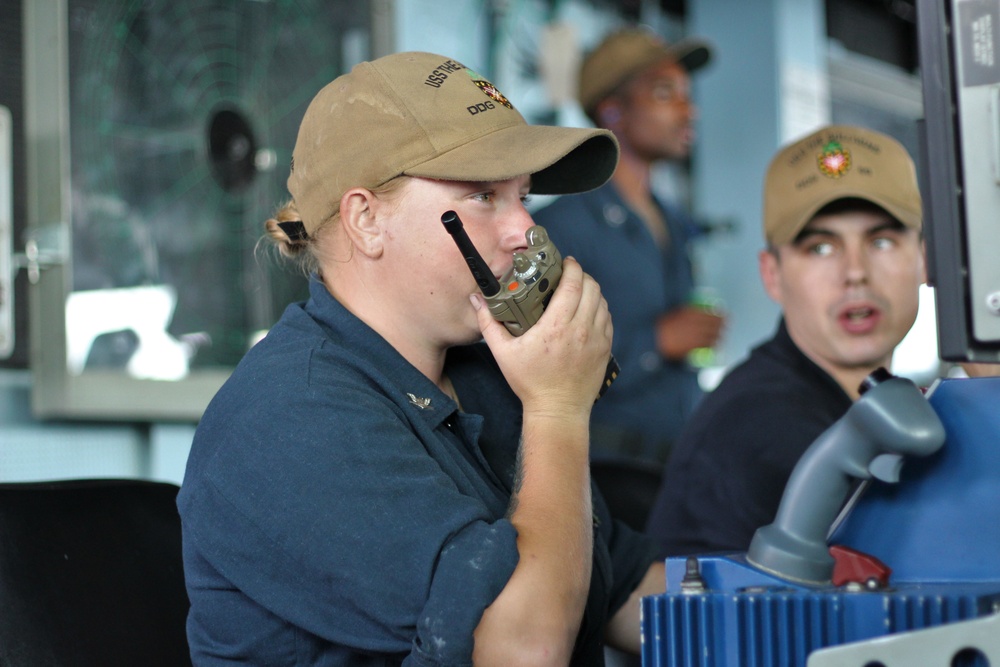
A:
406 393 432 410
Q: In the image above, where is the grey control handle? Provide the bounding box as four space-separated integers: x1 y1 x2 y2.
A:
746 368 946 584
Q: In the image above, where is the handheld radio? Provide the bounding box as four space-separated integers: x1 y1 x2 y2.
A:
441 210 619 399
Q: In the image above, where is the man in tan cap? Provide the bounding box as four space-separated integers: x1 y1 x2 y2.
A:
645 125 926 557
534 26 725 467
179 50 664 665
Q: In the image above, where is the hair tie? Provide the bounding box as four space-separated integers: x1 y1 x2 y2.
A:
277 220 309 243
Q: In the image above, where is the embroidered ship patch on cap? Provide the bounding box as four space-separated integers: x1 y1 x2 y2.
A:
818 140 851 178
468 70 513 109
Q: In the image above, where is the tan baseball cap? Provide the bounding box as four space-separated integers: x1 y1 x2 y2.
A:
288 51 619 235
763 125 922 246
578 27 713 115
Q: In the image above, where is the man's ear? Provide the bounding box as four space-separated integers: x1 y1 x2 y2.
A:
595 98 623 129
758 248 783 304
340 188 384 259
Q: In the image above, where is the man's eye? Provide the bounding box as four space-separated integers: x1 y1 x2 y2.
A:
651 84 677 101
473 192 494 203
520 194 533 205
872 236 896 250
808 242 835 256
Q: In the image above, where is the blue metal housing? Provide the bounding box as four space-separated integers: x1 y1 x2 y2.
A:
641 556 1000 667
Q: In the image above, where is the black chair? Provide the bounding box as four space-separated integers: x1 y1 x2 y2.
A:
590 458 664 533
0 478 191 667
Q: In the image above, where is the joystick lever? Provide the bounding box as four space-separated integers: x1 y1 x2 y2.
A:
746 368 946 584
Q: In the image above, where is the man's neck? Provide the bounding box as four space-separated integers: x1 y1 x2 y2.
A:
781 319 893 401
610 151 652 204
611 152 671 246
833 366 890 401
783 318 892 401
807 346 891 401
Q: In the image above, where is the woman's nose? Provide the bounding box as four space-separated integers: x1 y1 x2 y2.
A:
501 203 537 250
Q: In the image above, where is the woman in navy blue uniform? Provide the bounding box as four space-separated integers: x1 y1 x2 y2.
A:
177 51 663 666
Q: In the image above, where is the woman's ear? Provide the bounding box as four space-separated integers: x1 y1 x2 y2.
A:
340 188 384 259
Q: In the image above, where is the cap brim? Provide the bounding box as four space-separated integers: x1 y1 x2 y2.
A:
404 125 619 195
669 38 714 73
783 190 922 245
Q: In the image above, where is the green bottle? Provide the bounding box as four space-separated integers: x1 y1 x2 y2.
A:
688 287 723 368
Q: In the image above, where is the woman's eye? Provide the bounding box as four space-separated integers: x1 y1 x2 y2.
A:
520 194 533 205
473 192 494 203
